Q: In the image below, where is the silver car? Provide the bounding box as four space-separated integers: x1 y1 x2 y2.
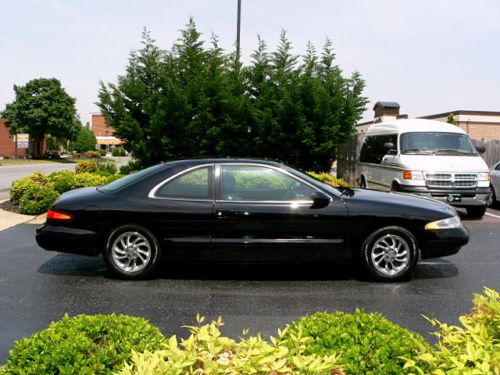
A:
488 161 500 207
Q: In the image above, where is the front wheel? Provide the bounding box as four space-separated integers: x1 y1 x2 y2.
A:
104 225 161 279
361 226 419 281
466 205 486 219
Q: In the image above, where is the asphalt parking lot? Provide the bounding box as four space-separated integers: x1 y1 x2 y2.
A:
0 214 499 363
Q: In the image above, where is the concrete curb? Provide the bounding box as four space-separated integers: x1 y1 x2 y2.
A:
0 199 46 231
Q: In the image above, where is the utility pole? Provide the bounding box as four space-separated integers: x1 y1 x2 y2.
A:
236 0 242 60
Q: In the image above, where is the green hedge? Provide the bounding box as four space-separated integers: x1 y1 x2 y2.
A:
1 289 498 374
10 167 122 215
3 314 166 375
19 184 60 215
279 309 430 375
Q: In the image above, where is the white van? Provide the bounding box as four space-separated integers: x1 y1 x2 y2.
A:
357 119 490 218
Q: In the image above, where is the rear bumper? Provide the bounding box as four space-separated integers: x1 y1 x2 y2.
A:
420 225 469 259
35 223 99 256
399 185 489 207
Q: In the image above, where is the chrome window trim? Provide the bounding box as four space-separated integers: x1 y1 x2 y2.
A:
215 162 329 204
148 163 214 201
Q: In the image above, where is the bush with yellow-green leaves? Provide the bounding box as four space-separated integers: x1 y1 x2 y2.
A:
118 315 342 375
1 288 498 375
404 287 499 375
306 171 351 187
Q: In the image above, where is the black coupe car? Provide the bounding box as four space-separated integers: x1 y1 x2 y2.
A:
36 159 469 281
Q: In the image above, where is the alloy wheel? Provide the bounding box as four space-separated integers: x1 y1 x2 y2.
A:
111 231 152 273
370 233 410 276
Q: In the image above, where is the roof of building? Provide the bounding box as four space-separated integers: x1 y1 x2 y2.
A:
420 110 500 119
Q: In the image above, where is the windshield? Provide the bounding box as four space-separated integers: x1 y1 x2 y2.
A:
98 164 165 193
400 132 477 155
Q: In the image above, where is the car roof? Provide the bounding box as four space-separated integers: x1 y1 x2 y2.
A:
366 119 467 136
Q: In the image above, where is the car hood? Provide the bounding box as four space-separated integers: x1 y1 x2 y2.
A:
397 154 488 172
342 188 457 220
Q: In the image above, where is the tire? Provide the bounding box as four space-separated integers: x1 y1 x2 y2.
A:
360 226 419 282
466 205 486 219
487 187 496 208
359 176 367 189
390 182 400 192
104 224 161 279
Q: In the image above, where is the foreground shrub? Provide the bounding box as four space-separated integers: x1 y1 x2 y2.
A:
10 178 38 204
279 309 430 375
307 171 351 187
4 314 166 375
75 160 99 173
118 316 342 375
18 184 59 215
405 287 500 375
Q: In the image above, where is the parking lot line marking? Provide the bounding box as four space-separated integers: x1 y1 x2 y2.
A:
485 212 500 219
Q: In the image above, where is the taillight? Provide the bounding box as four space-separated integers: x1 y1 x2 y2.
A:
47 209 72 221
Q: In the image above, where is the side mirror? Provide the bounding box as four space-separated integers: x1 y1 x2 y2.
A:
310 191 330 209
476 143 486 154
383 142 396 154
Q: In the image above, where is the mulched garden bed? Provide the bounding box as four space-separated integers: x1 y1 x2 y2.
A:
0 199 22 214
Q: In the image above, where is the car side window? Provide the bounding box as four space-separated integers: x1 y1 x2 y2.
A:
496 163 500 171
221 165 315 202
360 135 397 164
155 166 212 199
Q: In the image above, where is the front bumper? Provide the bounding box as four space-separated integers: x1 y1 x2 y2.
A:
399 185 490 207
420 225 469 259
36 223 99 256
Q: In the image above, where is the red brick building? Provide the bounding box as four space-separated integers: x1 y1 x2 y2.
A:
0 118 29 159
89 114 123 150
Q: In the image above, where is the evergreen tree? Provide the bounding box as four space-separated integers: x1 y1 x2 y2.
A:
98 19 368 171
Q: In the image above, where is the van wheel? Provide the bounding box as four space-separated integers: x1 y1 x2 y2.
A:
359 177 366 189
466 206 486 219
391 182 401 192
104 225 161 279
361 226 418 281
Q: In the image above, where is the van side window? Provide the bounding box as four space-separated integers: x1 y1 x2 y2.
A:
359 135 397 164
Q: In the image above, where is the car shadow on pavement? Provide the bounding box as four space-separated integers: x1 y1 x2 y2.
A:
37 254 458 282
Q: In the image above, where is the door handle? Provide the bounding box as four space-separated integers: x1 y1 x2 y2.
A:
216 210 249 218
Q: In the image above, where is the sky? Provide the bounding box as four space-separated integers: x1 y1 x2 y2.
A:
1 0 500 123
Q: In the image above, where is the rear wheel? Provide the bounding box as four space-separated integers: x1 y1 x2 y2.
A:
104 225 161 279
361 226 418 281
466 205 486 219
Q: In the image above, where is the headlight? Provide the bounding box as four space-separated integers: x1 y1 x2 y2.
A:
425 215 462 230
477 172 490 181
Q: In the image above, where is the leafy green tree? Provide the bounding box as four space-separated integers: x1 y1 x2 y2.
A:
74 126 97 153
1 78 81 157
98 19 367 171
